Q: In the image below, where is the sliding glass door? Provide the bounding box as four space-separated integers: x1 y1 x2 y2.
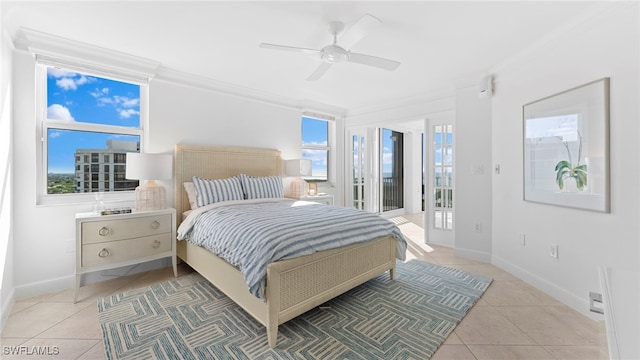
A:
381 129 404 213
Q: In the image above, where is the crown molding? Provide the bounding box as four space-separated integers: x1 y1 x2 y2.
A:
155 67 346 116
14 27 160 82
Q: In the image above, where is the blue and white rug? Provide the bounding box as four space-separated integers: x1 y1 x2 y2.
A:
98 260 492 359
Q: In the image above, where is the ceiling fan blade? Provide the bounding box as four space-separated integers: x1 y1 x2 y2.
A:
348 52 400 71
339 14 382 49
306 62 333 81
259 43 321 56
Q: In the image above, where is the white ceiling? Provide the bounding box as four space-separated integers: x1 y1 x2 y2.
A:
3 1 603 112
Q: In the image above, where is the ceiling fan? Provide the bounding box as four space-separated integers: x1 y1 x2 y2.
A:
259 14 401 81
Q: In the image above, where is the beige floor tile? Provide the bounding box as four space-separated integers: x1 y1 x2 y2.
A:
8 302 37 316
497 306 599 346
1 302 92 338
36 304 102 340
77 342 107 360
113 265 192 294
467 345 556 360
443 332 464 344
450 263 520 282
544 345 604 360
428 251 483 266
454 306 534 345
431 344 476 360
1 338 99 360
0 337 29 348
51 274 141 304
480 280 558 307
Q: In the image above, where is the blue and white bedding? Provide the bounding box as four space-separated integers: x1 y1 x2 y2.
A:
177 198 408 299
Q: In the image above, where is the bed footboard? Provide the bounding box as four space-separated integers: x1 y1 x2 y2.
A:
265 235 397 347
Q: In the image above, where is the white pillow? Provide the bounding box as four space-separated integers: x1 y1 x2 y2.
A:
239 174 283 199
183 182 198 210
192 176 244 207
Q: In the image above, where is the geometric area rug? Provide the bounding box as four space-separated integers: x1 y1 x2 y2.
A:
98 260 492 359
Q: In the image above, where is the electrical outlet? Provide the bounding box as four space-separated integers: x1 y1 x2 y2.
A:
518 233 526 246
473 223 482 232
549 244 559 259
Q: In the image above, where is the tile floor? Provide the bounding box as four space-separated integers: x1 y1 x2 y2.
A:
0 214 608 360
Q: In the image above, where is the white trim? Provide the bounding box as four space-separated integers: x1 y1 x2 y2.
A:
13 259 171 301
156 68 346 117
14 27 159 82
0 288 15 333
454 247 492 263
492 254 603 321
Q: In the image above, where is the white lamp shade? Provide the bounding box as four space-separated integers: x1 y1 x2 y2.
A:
285 159 312 177
126 152 172 181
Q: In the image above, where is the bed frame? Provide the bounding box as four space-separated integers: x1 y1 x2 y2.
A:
174 144 397 348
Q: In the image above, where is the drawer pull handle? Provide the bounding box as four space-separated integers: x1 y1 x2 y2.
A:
98 227 110 236
98 248 110 258
151 220 160 229
152 240 161 249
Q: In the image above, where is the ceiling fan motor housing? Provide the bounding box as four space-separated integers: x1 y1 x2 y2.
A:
321 45 349 63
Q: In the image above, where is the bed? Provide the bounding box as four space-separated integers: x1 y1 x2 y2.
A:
173 144 405 348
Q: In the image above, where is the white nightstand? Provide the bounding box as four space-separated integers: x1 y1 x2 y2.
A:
74 208 177 302
296 194 334 205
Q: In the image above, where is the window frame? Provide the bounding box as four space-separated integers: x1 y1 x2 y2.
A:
36 61 148 205
301 115 332 182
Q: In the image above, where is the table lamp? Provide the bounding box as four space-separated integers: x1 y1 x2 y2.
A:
285 159 312 198
126 152 172 211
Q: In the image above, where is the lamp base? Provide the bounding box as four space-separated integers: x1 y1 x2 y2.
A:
287 177 309 198
135 180 166 211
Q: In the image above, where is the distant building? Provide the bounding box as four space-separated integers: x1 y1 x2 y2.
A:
74 140 139 193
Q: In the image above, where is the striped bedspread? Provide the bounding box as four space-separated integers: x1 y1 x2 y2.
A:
177 198 408 299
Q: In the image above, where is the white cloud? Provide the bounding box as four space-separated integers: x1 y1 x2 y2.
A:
49 131 62 139
48 68 77 78
114 96 140 107
56 77 78 91
54 73 95 91
47 104 74 121
90 87 110 98
118 108 139 119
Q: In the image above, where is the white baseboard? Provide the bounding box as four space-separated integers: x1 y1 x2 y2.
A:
13 259 170 301
491 254 603 321
455 247 492 263
0 288 15 333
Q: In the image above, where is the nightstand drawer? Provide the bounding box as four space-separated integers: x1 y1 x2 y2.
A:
81 214 171 244
81 233 172 268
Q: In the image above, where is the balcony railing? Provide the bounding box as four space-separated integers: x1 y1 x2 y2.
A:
353 177 405 212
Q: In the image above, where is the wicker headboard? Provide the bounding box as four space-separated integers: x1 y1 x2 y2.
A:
174 144 282 223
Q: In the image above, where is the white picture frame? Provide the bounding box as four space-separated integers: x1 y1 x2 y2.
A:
523 78 610 212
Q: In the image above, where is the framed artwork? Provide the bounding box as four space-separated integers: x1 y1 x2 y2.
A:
523 78 610 212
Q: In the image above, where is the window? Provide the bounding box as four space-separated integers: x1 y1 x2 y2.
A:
301 116 329 181
38 64 145 200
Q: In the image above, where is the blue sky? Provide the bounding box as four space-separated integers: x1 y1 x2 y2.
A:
301 117 328 179
46 67 140 173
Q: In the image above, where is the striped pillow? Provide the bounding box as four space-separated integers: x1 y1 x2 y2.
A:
192 176 244 207
239 174 284 199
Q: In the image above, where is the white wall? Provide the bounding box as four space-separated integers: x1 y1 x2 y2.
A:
0 26 16 328
9 50 305 300
491 2 639 358
455 85 492 261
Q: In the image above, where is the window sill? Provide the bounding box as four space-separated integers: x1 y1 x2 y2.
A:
37 191 135 207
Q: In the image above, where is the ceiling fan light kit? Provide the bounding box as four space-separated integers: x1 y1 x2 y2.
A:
259 14 401 80
320 45 349 63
